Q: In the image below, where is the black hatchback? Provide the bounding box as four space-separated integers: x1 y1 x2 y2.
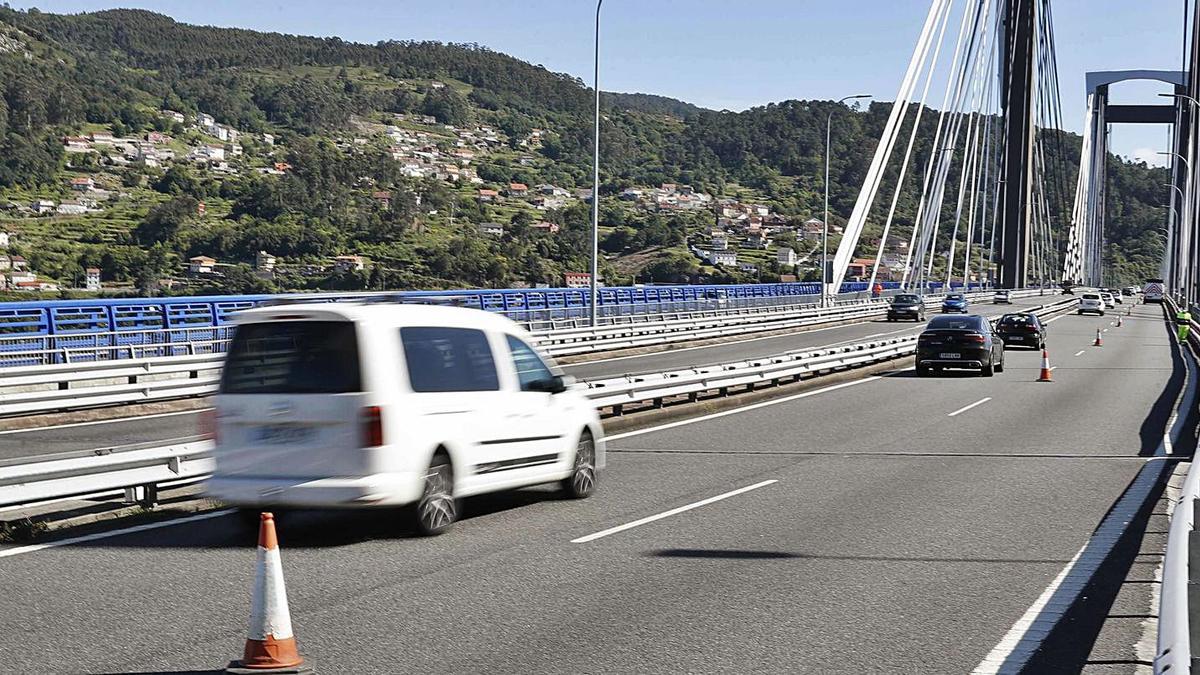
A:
887 294 926 322
916 314 1005 377
995 313 1046 350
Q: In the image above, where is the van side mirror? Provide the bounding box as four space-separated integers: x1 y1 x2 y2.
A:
530 374 573 394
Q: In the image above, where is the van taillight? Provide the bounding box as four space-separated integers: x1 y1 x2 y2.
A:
362 406 384 447
199 408 218 443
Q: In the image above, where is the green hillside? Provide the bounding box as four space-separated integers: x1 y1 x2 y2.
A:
0 7 1167 296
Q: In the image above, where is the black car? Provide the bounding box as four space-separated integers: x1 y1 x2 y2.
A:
916 314 1005 377
887 294 926 322
995 313 1046 350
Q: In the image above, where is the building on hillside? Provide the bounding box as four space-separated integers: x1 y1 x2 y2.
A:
63 137 91 152
333 255 366 273
255 251 277 271
372 191 392 207
709 250 737 266
188 256 217 275
739 263 759 274
56 201 88 215
69 176 95 191
564 272 592 288
507 182 529 196
90 131 114 145
85 268 101 291
31 200 56 214
478 222 504 237
531 221 560 234
9 255 28 271
477 189 499 202
777 248 798 266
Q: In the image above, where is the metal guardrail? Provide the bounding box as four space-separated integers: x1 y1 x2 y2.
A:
1156 297 1199 675
0 295 1076 512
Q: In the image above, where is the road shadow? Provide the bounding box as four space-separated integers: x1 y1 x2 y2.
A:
1138 307 1187 457
99 671 223 675
888 369 989 379
56 486 569 550
645 548 1071 564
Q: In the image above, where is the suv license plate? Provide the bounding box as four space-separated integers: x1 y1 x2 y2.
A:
939 352 961 359
255 424 315 444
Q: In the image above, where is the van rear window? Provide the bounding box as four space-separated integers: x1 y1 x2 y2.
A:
221 321 361 394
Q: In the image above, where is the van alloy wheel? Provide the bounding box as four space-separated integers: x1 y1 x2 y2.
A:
564 434 596 499
416 458 456 535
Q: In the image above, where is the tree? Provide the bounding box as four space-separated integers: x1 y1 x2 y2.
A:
136 196 198 245
421 86 471 126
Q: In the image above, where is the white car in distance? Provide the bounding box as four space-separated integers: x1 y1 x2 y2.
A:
205 302 605 535
1078 292 1105 316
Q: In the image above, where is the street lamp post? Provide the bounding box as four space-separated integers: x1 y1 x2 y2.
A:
590 0 603 326
823 94 871 307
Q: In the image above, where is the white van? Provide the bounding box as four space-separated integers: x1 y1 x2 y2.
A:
205 302 604 535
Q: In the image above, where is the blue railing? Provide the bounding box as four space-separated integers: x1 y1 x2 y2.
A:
0 280 984 355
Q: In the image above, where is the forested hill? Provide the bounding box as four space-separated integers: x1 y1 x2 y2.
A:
0 7 1167 294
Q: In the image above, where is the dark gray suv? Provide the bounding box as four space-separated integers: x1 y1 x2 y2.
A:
887 294 926 322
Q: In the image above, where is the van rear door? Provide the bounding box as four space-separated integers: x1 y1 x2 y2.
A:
215 320 371 479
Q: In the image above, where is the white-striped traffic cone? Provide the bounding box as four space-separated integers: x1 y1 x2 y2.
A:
1037 349 1053 382
226 513 311 674
1117 315 1123 327
1094 328 1103 347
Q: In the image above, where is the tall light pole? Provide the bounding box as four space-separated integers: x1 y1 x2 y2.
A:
589 0 603 326
1161 93 1199 303
824 94 871 307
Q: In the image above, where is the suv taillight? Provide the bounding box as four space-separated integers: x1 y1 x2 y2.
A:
199 408 218 443
362 406 384 447
965 334 986 343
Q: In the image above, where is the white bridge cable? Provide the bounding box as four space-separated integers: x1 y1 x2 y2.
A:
832 0 949 296
902 0 977 288
866 0 957 291
911 0 996 289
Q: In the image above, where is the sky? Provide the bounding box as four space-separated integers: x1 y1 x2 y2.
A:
7 0 1191 165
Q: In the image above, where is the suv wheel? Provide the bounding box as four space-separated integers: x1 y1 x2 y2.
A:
981 361 995 377
916 363 930 377
414 454 457 536
562 432 597 499
995 352 1005 373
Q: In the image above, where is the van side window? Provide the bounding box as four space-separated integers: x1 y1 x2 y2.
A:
401 327 499 392
506 335 554 391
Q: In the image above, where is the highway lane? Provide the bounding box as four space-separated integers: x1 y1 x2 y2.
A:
0 303 1175 673
562 294 1054 380
0 295 1059 463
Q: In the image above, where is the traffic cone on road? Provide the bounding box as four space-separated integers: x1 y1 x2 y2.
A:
1117 315 1123 327
226 513 311 674
1094 328 1103 347
1037 349 1053 382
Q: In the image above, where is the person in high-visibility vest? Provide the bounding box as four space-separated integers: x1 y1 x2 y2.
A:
872 282 883 298
1177 308 1192 342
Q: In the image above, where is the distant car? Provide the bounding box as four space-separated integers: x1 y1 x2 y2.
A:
887 294 926 322
205 302 605 536
942 293 969 314
1103 288 1123 304
916 314 1005 377
995 313 1046 350
1122 287 1137 297
1099 291 1116 309
1079 292 1105 315
993 289 1012 304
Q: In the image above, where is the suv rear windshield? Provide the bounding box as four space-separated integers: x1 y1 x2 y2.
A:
894 295 920 303
221 321 362 394
1082 293 1100 300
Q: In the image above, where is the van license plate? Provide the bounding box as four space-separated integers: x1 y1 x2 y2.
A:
939 353 961 359
255 424 315 444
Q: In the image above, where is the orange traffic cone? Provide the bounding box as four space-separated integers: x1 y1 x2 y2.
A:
1094 328 1103 347
226 513 311 674
1117 315 1123 327
1038 349 1053 382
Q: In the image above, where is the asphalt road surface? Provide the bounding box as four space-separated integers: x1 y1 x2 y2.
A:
0 303 1179 673
0 294 1058 463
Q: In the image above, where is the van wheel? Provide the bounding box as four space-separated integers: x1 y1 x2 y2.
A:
414 454 456 536
562 432 597 499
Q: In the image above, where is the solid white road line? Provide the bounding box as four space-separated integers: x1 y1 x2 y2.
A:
947 397 991 417
1073 350 1085 357
0 509 232 558
605 376 883 441
0 408 208 436
571 480 777 544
